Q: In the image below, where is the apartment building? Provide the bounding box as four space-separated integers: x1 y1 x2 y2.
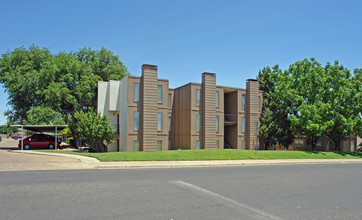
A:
97 64 263 152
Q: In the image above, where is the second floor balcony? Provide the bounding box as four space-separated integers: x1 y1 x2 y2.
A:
224 114 237 126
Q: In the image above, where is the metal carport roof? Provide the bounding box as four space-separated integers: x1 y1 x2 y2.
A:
10 125 68 150
10 125 68 133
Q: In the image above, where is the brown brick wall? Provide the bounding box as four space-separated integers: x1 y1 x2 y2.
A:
174 84 192 149
141 64 158 151
201 73 216 149
246 79 262 150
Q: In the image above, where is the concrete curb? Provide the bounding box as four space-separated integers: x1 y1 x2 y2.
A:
94 159 362 169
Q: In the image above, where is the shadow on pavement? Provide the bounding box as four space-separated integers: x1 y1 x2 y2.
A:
0 139 20 151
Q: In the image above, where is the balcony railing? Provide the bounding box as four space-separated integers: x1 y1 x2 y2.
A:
224 114 237 125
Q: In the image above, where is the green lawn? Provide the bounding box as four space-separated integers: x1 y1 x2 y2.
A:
39 149 362 162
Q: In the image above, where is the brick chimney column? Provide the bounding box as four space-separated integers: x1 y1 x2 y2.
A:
141 64 158 151
201 72 216 149
246 79 261 150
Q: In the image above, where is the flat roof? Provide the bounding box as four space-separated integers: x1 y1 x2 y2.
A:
10 125 68 133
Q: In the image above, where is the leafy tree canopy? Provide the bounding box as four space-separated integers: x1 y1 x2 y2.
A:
0 45 128 150
25 106 65 125
72 110 115 152
259 58 361 151
258 65 294 150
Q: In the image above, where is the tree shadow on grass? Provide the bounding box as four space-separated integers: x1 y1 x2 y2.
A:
304 151 326 155
334 151 362 158
303 151 362 158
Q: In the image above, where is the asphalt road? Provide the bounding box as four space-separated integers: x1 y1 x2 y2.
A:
1 164 361 220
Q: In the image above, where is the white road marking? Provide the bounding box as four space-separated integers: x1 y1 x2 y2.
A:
169 180 283 220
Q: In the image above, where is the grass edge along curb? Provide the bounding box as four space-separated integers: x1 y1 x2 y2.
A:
39 149 362 162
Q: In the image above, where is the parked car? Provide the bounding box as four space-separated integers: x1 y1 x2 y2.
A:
18 135 57 150
34 133 61 144
12 133 22 139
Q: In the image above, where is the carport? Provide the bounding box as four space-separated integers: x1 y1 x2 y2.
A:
10 125 68 150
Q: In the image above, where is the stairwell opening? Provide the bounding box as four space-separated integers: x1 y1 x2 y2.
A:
224 90 238 149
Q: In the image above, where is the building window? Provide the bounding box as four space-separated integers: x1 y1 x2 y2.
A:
168 140 172 150
216 116 219 132
157 140 162 151
196 140 200 150
158 85 163 103
350 141 355 152
196 114 201 132
258 96 261 110
216 140 219 149
158 113 163 131
196 89 200 106
134 83 139 102
116 114 119 134
134 140 139 151
134 112 139 131
169 117 171 131
317 140 322 147
242 94 246 110
168 94 171 108
216 91 219 107
242 117 245 133
295 139 304 145
242 141 245 150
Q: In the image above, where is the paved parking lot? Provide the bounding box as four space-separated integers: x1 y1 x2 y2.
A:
0 138 91 171
0 138 19 150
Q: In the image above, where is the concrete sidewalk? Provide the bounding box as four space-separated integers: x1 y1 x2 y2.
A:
11 149 362 170
95 158 362 169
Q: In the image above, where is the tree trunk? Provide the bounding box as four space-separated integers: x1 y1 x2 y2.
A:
311 139 317 151
95 143 107 152
334 140 342 151
73 134 79 149
311 143 316 151
68 126 79 149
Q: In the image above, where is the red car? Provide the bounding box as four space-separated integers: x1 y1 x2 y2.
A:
18 135 56 150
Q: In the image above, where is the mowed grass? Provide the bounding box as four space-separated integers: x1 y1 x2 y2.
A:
39 149 362 162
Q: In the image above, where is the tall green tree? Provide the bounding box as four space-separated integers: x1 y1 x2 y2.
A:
42 48 128 147
321 62 361 150
281 58 329 150
258 66 278 150
0 45 53 120
258 65 294 150
259 58 361 151
0 45 128 150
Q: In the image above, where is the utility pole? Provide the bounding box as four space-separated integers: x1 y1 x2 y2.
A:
255 121 259 160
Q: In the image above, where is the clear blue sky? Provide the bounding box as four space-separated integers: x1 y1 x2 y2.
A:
1 0 361 125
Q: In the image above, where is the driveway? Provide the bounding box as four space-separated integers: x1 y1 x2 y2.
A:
0 138 92 171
